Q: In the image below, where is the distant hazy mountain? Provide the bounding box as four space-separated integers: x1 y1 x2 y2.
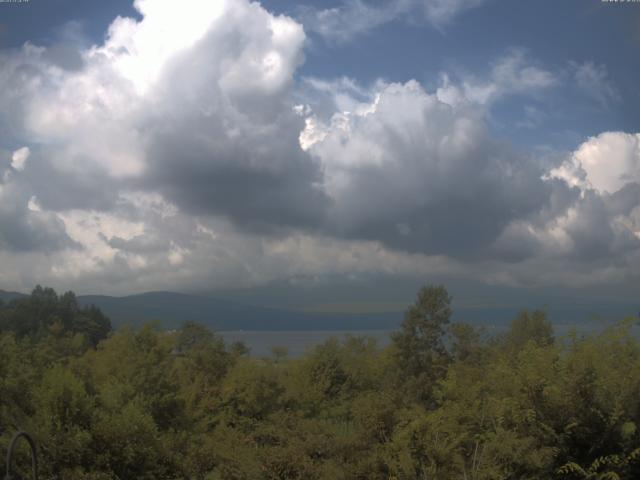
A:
76 291 638 331
76 291 402 331
0 288 401 330
0 289 27 303
2 288 636 332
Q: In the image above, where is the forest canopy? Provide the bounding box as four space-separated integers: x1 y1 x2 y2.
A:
1 285 639 479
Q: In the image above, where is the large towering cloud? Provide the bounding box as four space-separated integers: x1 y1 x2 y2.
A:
0 0 638 294
0 0 328 290
298 75 640 283
17 0 326 227
302 80 560 258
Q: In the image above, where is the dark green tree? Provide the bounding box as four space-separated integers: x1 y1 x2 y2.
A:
502 309 554 354
392 284 452 403
0 286 111 345
448 321 484 362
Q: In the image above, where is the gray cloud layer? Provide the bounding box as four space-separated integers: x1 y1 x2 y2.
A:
0 0 638 294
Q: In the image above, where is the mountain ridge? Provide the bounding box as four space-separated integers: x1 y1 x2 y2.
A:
76 290 402 331
2 289 637 332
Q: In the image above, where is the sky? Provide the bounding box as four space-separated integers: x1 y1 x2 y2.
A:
0 0 639 309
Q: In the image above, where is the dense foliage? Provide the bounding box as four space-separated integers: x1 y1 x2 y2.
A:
0 286 111 346
1 286 639 479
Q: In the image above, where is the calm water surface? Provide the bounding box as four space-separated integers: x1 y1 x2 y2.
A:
219 322 617 357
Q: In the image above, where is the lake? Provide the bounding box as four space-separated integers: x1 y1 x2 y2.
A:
219 321 623 357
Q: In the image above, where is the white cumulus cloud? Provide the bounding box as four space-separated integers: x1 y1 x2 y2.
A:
0 0 638 295
11 147 30 171
548 132 640 194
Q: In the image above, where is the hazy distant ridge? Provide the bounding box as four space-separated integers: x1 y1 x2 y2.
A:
75 291 402 331
0 289 28 303
2 289 636 331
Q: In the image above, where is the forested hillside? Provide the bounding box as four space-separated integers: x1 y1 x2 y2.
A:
1 286 640 479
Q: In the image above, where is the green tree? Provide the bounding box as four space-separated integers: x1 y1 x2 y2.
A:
0 286 111 345
391 285 452 403
448 322 485 362
502 309 554 354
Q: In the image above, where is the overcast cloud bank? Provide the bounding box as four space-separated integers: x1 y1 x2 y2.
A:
0 0 638 295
